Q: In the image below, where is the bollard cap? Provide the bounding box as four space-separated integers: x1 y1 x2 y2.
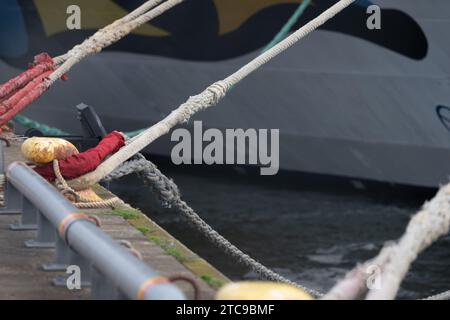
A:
216 281 313 300
21 137 78 165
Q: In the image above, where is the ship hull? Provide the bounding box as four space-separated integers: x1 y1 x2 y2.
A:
1 0 450 187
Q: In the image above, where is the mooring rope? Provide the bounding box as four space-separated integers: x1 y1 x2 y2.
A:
103 153 323 297
11 0 310 140
324 184 450 300
105 153 450 300
67 0 356 190
48 0 184 86
0 0 185 126
51 0 164 68
11 0 311 139
422 290 450 300
53 160 124 209
58 148 320 296
5 0 449 299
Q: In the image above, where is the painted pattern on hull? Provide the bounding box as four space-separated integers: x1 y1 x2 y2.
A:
213 0 373 35
33 0 168 37
0 0 427 66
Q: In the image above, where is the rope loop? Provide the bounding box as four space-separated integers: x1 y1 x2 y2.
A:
87 215 102 228
118 240 143 260
168 273 202 300
53 159 124 209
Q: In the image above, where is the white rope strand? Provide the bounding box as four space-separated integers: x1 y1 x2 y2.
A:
52 0 164 66
120 0 165 24
323 184 450 300
48 0 183 85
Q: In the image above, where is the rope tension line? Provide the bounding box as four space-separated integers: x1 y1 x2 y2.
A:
66 0 356 190
11 0 311 139
4 0 352 296
103 153 323 297
324 183 450 300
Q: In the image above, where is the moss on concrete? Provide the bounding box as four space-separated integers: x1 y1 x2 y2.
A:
111 208 141 220
201 275 226 290
147 236 186 262
135 225 151 234
104 200 229 290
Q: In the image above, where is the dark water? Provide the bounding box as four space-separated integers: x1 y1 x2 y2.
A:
110 161 450 299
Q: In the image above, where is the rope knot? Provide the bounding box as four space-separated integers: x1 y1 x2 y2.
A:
176 81 228 123
207 81 228 105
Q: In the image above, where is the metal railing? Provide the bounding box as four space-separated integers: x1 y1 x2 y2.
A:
0 143 185 300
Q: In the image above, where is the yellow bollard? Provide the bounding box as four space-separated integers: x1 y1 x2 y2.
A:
21 137 79 165
76 188 104 202
216 281 313 300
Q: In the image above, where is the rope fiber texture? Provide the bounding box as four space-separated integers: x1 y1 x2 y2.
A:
103 154 450 300
423 290 450 300
324 184 450 300
104 153 322 298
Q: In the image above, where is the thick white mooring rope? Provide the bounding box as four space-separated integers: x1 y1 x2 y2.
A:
323 184 450 300
423 290 450 300
67 0 356 190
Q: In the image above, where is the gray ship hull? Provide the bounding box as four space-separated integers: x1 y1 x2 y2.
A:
1 0 450 187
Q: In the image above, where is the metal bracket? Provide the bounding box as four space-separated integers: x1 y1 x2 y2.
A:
76 103 107 140
75 104 110 188
24 212 55 248
10 197 38 230
23 103 108 152
0 181 23 215
90 267 127 299
42 236 71 271
51 248 92 288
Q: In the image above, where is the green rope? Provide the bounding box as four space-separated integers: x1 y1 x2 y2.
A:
124 128 145 138
13 115 69 136
12 1 310 139
262 0 311 52
13 114 143 138
13 114 139 138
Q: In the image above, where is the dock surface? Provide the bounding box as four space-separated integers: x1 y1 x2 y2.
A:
0 141 228 299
